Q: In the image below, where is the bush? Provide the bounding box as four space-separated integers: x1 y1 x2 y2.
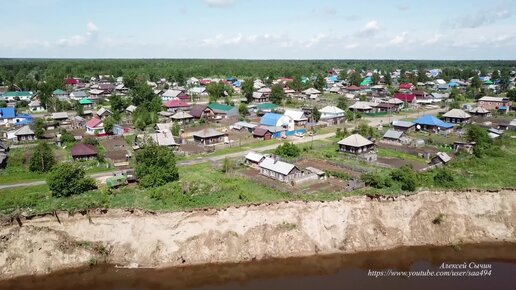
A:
47 163 98 197
135 142 179 188
29 142 55 173
390 165 418 191
274 142 301 158
361 172 392 188
433 168 457 188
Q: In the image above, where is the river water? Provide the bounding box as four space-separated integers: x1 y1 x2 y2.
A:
1 243 516 290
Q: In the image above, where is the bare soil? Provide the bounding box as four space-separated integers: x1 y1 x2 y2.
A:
1 190 515 280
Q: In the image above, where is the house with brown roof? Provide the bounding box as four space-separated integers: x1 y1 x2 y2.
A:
163 99 191 113
193 128 227 145
71 143 98 161
252 127 273 140
190 104 214 119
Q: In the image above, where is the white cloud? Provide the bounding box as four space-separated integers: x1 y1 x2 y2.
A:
389 32 409 45
345 43 358 49
450 9 511 29
423 33 443 45
56 22 100 47
304 34 327 48
358 20 380 37
203 0 234 7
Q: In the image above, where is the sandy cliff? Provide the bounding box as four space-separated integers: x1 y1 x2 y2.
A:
1 190 515 279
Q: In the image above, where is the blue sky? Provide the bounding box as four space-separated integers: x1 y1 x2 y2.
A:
1 0 515 59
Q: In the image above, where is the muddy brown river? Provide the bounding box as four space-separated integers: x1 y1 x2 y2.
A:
1 242 516 290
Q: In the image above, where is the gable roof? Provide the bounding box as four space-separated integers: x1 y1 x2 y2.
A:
53 89 67 95
259 157 298 175
478 96 508 102
252 127 272 136
284 110 307 121
70 91 87 98
260 113 284 126
162 89 183 98
338 134 373 147
349 101 373 110
52 112 69 120
302 88 321 95
392 120 415 128
71 143 98 157
208 103 235 113
414 115 453 129
190 104 209 118
245 152 265 163
79 98 93 105
394 93 416 102
97 107 112 116
256 103 278 110
320 106 345 114
0 107 16 119
443 109 471 119
85 117 103 128
435 152 451 163
469 106 489 114
383 129 404 140
163 99 189 108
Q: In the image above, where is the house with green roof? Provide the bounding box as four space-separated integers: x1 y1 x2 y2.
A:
207 103 239 119
2 91 34 101
53 89 69 101
79 98 94 109
256 103 278 113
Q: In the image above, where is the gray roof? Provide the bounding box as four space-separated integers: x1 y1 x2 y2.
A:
245 152 265 163
253 92 265 99
138 132 178 147
259 157 298 175
435 152 452 163
233 121 257 129
126 105 137 112
383 129 404 140
52 112 69 120
392 120 415 128
14 125 34 136
443 109 471 119
171 111 194 120
338 134 373 147
193 128 225 138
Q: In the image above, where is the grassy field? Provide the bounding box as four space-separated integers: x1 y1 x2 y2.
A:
0 147 114 185
1 133 514 216
377 148 427 163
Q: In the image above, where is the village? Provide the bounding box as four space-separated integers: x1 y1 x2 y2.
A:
0 65 515 212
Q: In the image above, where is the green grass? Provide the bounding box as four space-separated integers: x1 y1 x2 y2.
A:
377 148 427 163
186 139 281 159
2 134 515 216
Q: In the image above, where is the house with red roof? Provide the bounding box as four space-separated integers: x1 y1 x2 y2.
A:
394 93 416 105
85 117 105 135
399 83 414 90
163 99 191 112
346 85 361 92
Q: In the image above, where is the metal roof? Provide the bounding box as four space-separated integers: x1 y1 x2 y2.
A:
259 157 297 175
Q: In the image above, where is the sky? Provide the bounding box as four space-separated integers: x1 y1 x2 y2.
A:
1 0 516 60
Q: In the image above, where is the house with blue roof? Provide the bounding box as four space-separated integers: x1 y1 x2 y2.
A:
414 115 453 132
260 113 294 131
0 107 33 126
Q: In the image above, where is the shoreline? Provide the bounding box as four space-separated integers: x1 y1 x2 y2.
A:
1 189 515 280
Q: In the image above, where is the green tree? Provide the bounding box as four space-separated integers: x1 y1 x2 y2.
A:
206 81 226 100
470 75 482 89
32 118 45 139
390 165 417 191
60 129 76 145
270 84 285 105
132 83 155 106
361 172 392 189
109 95 125 114
383 71 392 85
75 102 84 116
135 141 179 188
274 142 301 158
337 98 348 111
242 78 254 103
339 70 348 82
47 163 97 197
466 125 491 157
0 100 7 108
491 70 500 81
349 71 362 86
312 106 321 122
239 103 248 117
29 142 55 173
103 116 115 134
507 89 516 102
449 100 461 109
171 122 180 136
314 74 325 91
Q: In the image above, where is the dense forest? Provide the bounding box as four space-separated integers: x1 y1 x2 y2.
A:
1 59 516 91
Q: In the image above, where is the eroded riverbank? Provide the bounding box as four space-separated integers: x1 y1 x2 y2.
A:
0 190 515 281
